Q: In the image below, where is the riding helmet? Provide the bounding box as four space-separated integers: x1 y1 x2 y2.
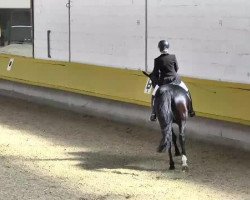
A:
158 40 170 52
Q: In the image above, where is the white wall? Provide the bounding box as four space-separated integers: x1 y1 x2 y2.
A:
34 0 69 61
0 0 30 8
148 0 250 84
70 0 145 69
33 0 250 84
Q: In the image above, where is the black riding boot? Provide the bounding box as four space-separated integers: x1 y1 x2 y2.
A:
150 95 157 121
187 91 195 117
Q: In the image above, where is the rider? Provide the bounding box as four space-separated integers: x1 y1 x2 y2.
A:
149 40 195 121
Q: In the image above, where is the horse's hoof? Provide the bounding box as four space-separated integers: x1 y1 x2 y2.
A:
175 151 181 156
169 165 175 170
157 146 166 153
182 165 189 172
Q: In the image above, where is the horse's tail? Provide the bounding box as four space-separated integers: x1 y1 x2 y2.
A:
155 88 173 129
156 89 173 150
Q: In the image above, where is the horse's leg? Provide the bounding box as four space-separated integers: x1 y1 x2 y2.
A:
172 128 181 156
179 120 188 171
168 142 175 170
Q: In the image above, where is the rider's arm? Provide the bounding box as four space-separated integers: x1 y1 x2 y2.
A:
149 59 160 86
152 59 159 78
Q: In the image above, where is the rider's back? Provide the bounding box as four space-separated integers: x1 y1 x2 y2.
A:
154 54 181 85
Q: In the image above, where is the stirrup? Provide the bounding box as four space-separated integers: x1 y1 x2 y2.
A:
150 113 157 121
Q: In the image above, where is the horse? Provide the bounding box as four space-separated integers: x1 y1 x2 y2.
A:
143 71 191 171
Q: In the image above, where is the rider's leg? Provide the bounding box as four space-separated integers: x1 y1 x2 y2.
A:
150 85 159 122
187 91 195 117
179 81 195 117
150 95 157 121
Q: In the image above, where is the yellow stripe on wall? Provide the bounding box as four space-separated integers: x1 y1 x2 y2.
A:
0 54 250 126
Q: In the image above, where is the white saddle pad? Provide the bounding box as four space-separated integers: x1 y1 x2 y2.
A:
151 81 189 96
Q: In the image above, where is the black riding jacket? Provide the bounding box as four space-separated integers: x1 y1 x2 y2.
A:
151 53 181 86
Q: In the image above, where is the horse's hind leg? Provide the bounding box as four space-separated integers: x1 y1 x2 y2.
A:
179 120 188 171
168 142 175 170
172 128 181 156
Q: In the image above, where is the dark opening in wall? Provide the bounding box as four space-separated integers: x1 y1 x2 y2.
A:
0 8 32 57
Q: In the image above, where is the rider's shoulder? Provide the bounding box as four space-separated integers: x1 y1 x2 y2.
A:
155 54 166 61
156 53 176 60
168 54 176 58
165 54 177 61
154 55 162 61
